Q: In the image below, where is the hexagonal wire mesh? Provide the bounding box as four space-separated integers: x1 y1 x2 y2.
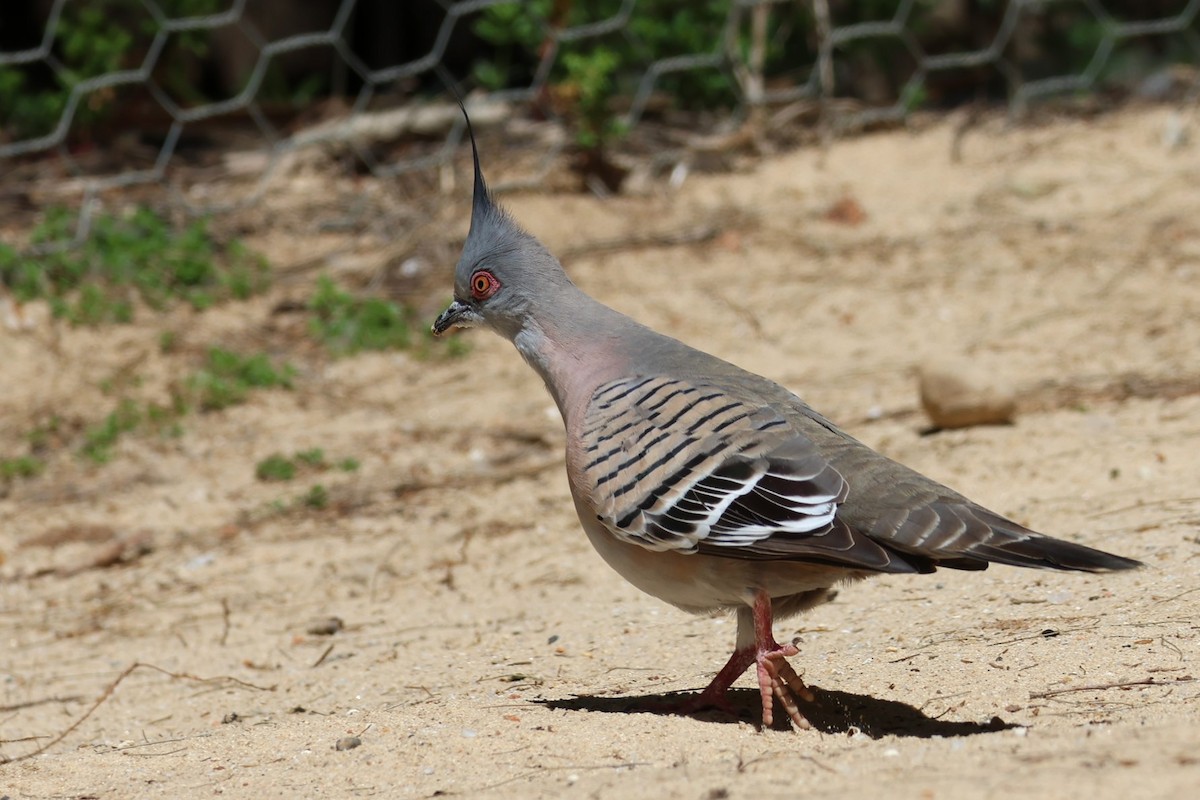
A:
1 0 1198 253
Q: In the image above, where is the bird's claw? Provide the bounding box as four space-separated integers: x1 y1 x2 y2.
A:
757 645 814 729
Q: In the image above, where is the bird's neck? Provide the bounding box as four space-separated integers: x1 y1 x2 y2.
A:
510 287 636 427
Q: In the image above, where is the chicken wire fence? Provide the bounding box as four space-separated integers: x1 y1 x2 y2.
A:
2 0 1199 252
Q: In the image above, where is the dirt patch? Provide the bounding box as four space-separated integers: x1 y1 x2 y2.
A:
3 106 1200 798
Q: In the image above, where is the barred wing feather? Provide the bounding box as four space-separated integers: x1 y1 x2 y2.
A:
582 376 918 573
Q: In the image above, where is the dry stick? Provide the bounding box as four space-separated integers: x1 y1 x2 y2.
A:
1089 495 1200 520
5 663 274 763
1153 586 1200 606
1029 677 1187 700
747 3 768 109
288 100 512 152
0 695 85 713
219 598 232 647
112 732 213 752
812 0 835 149
737 749 836 775
751 4 768 89
312 643 336 668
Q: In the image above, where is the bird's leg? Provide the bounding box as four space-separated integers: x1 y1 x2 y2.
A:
669 641 757 717
663 592 813 727
749 589 814 729
642 607 761 717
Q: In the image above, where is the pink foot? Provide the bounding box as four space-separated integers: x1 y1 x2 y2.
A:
651 591 815 729
755 640 815 729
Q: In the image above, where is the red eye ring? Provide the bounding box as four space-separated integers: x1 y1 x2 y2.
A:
470 270 500 301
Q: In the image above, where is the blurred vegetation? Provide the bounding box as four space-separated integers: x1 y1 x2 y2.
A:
77 348 293 464
1 1 1193 149
473 0 761 148
469 0 1196 157
256 448 359 482
0 0 1194 484
0 207 460 482
309 275 469 358
302 483 329 510
0 206 269 324
184 348 296 412
0 0 221 140
1 455 43 481
80 397 176 464
309 275 416 354
2 345 299 470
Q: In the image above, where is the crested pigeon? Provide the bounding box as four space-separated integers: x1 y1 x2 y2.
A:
432 111 1142 729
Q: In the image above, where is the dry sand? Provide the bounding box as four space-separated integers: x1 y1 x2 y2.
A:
2 106 1199 798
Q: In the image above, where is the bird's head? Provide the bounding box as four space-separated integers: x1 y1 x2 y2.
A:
432 106 573 343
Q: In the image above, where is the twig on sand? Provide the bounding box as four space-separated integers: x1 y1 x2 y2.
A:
4 663 274 763
1029 676 1192 700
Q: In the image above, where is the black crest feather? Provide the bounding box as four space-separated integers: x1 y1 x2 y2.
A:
457 99 495 233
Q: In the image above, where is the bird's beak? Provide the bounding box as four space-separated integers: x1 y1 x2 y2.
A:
431 300 480 336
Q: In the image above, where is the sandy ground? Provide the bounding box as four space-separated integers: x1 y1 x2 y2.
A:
2 106 1200 798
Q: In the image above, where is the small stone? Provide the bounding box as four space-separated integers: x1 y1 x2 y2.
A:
335 736 362 751
306 616 344 636
918 360 1017 430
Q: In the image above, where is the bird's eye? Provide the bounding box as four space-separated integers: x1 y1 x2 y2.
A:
470 270 500 301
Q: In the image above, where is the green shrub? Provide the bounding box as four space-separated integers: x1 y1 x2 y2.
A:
302 484 329 510
0 0 220 140
256 454 297 482
80 398 143 463
1 456 44 481
295 448 326 467
185 348 295 412
255 448 360 483
472 1 760 148
0 206 269 325
309 276 414 354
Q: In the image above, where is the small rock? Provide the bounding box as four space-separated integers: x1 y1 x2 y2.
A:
335 736 362 751
918 360 1017 430
306 616 344 636
824 195 867 226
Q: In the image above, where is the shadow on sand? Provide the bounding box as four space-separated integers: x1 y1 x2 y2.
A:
537 685 1015 737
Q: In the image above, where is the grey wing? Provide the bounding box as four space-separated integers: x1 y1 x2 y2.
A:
790 406 1143 573
583 376 1142 575
581 376 925 574
864 498 1141 572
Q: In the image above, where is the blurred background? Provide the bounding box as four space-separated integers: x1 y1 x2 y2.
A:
2 0 1198 235
3 2 1200 784
2 0 1200 506
2 1 1199 510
